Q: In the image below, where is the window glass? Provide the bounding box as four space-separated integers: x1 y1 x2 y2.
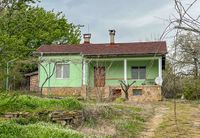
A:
139 67 146 79
56 64 70 79
132 66 146 79
132 67 138 79
56 64 62 78
63 64 70 78
133 89 142 96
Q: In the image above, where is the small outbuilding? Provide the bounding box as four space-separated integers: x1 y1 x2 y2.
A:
24 71 39 92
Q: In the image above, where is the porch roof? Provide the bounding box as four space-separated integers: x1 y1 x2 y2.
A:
35 41 167 56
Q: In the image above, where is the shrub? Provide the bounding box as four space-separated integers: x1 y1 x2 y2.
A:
183 79 200 100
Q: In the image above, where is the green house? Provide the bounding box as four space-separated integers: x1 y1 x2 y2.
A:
35 30 167 101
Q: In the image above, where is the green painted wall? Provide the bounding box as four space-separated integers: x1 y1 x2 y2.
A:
39 55 83 87
39 55 160 88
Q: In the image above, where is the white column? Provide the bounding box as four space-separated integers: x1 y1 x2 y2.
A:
124 59 127 84
158 57 162 78
82 59 86 85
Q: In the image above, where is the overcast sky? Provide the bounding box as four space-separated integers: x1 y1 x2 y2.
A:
38 0 200 44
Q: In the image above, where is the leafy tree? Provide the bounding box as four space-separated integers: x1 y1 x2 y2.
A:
0 0 81 89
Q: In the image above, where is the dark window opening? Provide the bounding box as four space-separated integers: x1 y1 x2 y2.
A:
133 89 142 96
131 66 146 79
111 89 122 100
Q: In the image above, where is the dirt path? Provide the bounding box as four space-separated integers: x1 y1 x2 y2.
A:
139 105 169 138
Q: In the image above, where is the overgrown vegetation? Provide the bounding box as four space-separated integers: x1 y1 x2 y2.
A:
0 92 82 113
82 103 146 137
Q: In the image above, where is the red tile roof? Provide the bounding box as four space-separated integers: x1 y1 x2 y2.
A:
35 41 167 56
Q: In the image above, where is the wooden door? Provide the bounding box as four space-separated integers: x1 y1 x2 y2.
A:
94 67 105 87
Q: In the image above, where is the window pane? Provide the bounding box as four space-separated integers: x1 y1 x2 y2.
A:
139 67 146 79
63 64 70 78
133 89 142 96
56 64 62 78
132 67 138 79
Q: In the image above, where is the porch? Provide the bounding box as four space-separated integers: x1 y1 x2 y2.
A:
81 56 163 101
82 56 163 87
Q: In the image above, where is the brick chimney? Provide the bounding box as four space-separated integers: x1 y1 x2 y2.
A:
83 34 91 44
109 30 116 44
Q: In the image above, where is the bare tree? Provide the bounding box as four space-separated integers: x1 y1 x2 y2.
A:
160 0 200 133
119 80 136 100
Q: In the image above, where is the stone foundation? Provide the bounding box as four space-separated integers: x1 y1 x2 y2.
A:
87 85 162 102
42 87 82 96
41 85 162 102
128 85 162 102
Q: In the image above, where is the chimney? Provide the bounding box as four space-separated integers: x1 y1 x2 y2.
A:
83 33 91 44
109 29 116 44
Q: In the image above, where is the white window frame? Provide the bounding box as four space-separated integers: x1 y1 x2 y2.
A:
55 63 70 79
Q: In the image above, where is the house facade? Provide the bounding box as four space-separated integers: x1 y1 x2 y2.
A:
35 30 167 101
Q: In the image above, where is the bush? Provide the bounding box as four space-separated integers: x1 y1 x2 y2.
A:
0 122 84 138
183 79 200 100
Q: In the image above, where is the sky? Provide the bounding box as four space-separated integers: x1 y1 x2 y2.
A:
37 0 200 44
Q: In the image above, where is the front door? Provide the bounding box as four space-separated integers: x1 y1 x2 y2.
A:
94 67 105 87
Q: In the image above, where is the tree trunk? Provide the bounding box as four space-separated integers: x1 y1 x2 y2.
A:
125 91 129 100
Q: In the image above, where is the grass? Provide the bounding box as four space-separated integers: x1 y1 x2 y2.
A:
0 92 82 113
0 121 84 138
154 101 200 138
0 92 149 138
112 104 145 137
82 103 146 137
0 92 85 138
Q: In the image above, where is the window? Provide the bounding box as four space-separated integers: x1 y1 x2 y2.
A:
56 63 70 79
132 89 142 96
131 66 146 79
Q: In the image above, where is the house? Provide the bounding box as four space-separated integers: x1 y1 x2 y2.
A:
34 30 167 101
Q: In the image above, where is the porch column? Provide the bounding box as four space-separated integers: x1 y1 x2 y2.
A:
158 57 162 78
82 59 86 85
124 59 127 84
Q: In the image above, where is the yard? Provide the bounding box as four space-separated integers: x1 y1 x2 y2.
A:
0 92 200 138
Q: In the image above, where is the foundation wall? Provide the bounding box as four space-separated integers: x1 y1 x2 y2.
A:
88 85 162 102
42 87 82 96
41 85 162 102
